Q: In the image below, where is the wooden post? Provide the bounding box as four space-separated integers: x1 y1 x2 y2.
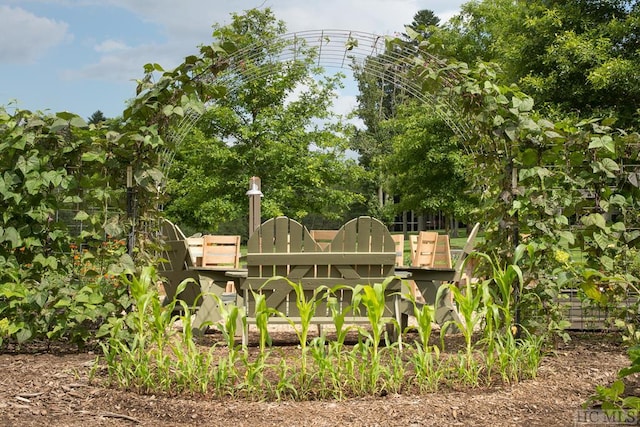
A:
246 176 263 237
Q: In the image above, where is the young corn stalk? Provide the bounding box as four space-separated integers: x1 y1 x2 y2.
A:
352 280 393 394
407 294 444 391
270 278 328 381
210 292 242 372
437 277 484 372
326 288 355 356
237 290 273 399
325 290 356 398
352 280 393 361
476 245 525 337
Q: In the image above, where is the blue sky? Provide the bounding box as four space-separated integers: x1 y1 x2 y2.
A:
0 0 466 121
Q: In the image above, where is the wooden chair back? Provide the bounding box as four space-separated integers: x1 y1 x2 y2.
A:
412 231 439 267
158 219 200 305
432 234 452 268
202 235 241 268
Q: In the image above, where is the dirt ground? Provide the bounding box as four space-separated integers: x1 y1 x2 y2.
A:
0 330 633 427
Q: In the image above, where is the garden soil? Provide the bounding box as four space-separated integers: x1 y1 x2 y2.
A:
0 330 634 427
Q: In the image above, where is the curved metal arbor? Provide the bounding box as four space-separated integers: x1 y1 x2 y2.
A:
162 29 470 176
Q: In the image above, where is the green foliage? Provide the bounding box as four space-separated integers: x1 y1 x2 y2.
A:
383 103 477 221
432 0 640 129
0 106 140 348
163 8 364 231
587 344 640 418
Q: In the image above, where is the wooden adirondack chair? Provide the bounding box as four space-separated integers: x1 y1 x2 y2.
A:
158 220 243 332
158 220 204 308
412 231 440 267
241 216 401 346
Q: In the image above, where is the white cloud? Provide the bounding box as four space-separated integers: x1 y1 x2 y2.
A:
94 39 129 53
60 42 184 82
0 5 70 64
60 0 465 84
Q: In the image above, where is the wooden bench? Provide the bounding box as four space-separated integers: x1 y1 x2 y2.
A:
241 216 402 346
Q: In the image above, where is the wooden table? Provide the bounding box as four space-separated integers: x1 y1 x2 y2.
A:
394 266 461 328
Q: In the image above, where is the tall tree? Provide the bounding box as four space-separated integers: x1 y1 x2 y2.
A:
350 9 467 225
87 110 106 125
164 9 363 232
383 102 475 223
429 0 640 128
407 9 441 38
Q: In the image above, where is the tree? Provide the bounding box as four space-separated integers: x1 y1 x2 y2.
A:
87 110 106 125
350 9 470 226
406 9 440 38
164 9 364 232
383 102 476 226
429 0 640 129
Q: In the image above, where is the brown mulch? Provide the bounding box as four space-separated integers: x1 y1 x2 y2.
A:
0 331 631 427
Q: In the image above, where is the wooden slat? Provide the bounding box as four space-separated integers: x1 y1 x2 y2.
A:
433 235 452 269
201 235 240 268
391 234 405 266
409 234 418 265
412 231 439 267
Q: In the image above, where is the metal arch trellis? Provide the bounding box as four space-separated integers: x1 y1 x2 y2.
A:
160 29 472 177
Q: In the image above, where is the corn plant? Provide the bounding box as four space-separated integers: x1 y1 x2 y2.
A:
210 292 242 372
384 347 406 394
238 353 269 400
437 278 484 370
326 288 355 358
411 296 436 353
251 290 274 353
309 334 339 399
268 278 327 379
273 357 298 401
452 351 483 387
352 280 393 361
410 345 444 392
475 245 525 337
516 328 545 380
